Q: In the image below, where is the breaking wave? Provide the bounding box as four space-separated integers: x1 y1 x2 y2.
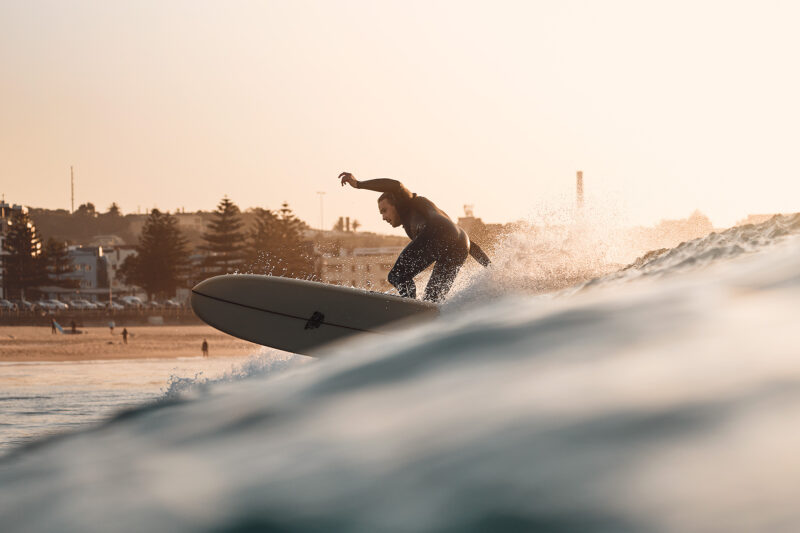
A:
2 213 800 532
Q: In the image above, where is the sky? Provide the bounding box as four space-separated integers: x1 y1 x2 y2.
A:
1 0 799 234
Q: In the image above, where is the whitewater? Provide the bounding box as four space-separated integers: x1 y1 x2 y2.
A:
1 213 799 532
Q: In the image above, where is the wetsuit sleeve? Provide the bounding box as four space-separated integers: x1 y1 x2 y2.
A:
469 242 491 267
355 179 409 196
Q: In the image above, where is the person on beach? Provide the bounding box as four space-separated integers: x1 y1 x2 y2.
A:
339 172 491 302
201 339 209 357
122 328 128 344
51 318 57 334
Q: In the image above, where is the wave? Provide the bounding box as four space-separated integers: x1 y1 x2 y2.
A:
1 214 800 532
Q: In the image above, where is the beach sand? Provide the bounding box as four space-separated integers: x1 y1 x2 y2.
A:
0 325 262 362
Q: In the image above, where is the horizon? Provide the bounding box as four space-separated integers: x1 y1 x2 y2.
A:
13 197 762 234
2 1 799 234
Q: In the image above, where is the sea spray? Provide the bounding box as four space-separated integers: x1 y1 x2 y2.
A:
577 212 800 293
161 349 310 401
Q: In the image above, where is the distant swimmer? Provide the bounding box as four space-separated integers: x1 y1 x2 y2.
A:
339 172 491 302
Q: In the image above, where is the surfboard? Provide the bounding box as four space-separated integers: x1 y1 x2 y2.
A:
191 275 438 356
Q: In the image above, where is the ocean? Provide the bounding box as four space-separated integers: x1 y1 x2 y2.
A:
1 213 799 532
0 355 294 456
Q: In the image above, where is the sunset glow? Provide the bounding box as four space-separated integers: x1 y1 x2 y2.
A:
2 0 798 233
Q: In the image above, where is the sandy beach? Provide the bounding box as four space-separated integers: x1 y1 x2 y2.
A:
0 325 262 362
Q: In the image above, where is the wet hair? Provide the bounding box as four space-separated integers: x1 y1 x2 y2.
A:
377 183 413 207
377 192 396 206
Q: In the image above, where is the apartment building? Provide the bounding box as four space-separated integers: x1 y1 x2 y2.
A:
318 247 404 291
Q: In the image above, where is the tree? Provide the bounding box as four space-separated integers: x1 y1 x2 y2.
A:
75 203 97 218
200 196 247 275
247 207 279 265
2 210 47 299
43 238 79 288
247 202 316 278
105 203 122 217
117 209 190 299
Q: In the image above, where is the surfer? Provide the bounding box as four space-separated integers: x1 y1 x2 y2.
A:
339 172 491 302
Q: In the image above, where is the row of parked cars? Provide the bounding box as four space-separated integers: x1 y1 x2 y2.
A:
0 296 185 312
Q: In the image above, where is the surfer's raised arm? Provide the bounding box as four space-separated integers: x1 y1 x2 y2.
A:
338 172 410 198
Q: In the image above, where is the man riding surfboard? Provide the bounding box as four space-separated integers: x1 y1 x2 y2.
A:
339 172 491 302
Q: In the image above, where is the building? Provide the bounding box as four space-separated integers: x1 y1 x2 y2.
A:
318 247 404 291
62 246 109 293
457 206 503 246
103 245 138 292
90 234 127 247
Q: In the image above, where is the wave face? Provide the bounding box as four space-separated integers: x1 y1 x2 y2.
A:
2 214 800 533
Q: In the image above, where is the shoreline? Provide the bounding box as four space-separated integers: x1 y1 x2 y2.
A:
0 325 263 362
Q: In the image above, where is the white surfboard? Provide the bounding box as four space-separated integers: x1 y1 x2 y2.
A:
191 275 438 356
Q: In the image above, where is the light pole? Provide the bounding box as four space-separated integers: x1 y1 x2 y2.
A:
316 191 325 230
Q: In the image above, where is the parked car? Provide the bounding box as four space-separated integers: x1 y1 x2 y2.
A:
164 299 183 309
69 299 96 310
13 299 36 311
48 299 70 311
104 301 125 311
119 296 144 308
145 300 163 309
36 299 58 311
0 299 17 311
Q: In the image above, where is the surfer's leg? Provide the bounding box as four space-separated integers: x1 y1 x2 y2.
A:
388 238 437 299
423 231 470 302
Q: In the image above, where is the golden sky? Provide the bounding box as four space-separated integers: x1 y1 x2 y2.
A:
1 0 798 234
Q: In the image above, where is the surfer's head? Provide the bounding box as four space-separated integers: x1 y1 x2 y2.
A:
378 195 401 227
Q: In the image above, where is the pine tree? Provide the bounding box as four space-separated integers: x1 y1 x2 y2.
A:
200 196 247 275
75 202 97 218
118 209 190 299
246 207 279 267
247 202 316 278
43 238 79 288
2 211 47 299
105 203 122 217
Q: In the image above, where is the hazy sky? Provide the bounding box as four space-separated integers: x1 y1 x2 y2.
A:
1 0 798 234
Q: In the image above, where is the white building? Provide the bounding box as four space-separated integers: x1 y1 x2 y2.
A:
104 245 141 294
318 247 404 291
61 246 109 292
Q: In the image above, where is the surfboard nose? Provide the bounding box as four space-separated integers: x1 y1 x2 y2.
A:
191 276 223 300
190 276 225 325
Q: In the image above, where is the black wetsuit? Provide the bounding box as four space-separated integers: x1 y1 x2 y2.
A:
356 179 491 302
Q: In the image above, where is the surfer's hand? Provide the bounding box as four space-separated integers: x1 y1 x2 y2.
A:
338 172 358 188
